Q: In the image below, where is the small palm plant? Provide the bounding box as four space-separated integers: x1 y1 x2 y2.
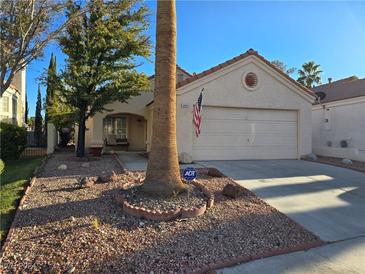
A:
297 61 322 88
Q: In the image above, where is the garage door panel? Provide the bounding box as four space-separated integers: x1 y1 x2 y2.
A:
193 147 298 160
193 107 298 160
194 134 297 147
202 108 297 121
201 120 297 134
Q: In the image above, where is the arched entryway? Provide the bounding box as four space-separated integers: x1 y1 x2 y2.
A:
103 113 146 151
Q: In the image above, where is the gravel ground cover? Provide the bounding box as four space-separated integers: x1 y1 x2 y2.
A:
124 184 206 212
305 155 365 173
40 152 123 178
1 153 322 273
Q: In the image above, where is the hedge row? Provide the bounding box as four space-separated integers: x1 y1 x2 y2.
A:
0 122 27 161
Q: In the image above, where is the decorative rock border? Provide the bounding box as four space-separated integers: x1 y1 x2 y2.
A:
0 154 50 257
187 240 325 274
120 179 215 221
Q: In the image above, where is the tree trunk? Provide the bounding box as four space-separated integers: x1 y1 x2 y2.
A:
76 106 86 157
142 0 185 196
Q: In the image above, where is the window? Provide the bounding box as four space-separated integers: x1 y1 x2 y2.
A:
115 117 127 139
103 116 127 140
12 97 17 119
0 96 9 113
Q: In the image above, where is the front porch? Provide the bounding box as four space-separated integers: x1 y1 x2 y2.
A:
102 113 147 152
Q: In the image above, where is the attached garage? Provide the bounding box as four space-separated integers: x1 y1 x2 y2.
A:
175 49 315 162
193 107 298 160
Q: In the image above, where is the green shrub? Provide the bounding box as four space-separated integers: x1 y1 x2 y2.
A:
0 122 27 161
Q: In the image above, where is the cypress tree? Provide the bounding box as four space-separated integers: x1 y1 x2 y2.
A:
34 85 43 146
45 53 57 127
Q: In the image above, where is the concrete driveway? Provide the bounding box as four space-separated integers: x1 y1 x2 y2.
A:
197 160 365 273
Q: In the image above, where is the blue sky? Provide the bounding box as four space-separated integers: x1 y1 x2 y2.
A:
26 0 365 116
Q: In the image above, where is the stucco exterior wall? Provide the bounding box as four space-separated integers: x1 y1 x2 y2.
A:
176 56 314 160
0 88 20 125
0 69 27 126
312 97 365 161
84 91 153 149
127 114 146 150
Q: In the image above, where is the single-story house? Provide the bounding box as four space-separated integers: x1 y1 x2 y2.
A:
81 49 315 162
312 76 365 162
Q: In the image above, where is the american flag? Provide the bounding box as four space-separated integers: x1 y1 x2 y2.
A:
193 89 204 137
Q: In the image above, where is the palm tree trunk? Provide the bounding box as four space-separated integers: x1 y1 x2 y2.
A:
142 0 185 196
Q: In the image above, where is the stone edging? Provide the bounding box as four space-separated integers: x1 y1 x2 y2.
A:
119 179 215 221
0 154 51 258
187 240 325 274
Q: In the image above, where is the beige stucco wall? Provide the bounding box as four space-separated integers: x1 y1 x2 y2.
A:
127 114 146 150
82 57 314 160
83 67 190 150
85 91 153 149
0 88 21 125
0 69 27 126
176 55 314 160
312 97 365 161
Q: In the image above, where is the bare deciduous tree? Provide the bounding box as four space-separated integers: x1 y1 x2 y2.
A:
0 0 82 96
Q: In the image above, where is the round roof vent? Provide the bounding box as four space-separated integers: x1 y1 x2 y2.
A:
244 72 258 90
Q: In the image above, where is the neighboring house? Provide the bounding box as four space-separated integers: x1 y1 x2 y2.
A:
81 49 315 162
0 68 26 126
312 77 365 162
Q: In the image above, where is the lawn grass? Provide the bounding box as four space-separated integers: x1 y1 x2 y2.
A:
0 157 43 243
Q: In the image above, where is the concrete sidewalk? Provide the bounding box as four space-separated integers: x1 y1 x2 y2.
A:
196 160 365 273
221 237 365 274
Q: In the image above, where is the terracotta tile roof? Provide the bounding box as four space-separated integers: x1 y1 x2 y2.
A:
313 77 365 104
9 84 18 91
176 64 192 77
176 48 314 97
147 64 192 80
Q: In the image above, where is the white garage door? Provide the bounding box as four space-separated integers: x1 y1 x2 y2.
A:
193 107 298 160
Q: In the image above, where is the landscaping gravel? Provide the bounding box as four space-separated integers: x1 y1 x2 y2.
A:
39 152 123 178
124 184 206 212
1 153 322 273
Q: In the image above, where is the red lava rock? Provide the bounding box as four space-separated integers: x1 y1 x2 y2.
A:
208 168 224 177
79 176 97 188
222 183 243 199
97 175 112 183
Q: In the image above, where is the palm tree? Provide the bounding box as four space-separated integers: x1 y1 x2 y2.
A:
297 61 322 88
142 0 185 196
